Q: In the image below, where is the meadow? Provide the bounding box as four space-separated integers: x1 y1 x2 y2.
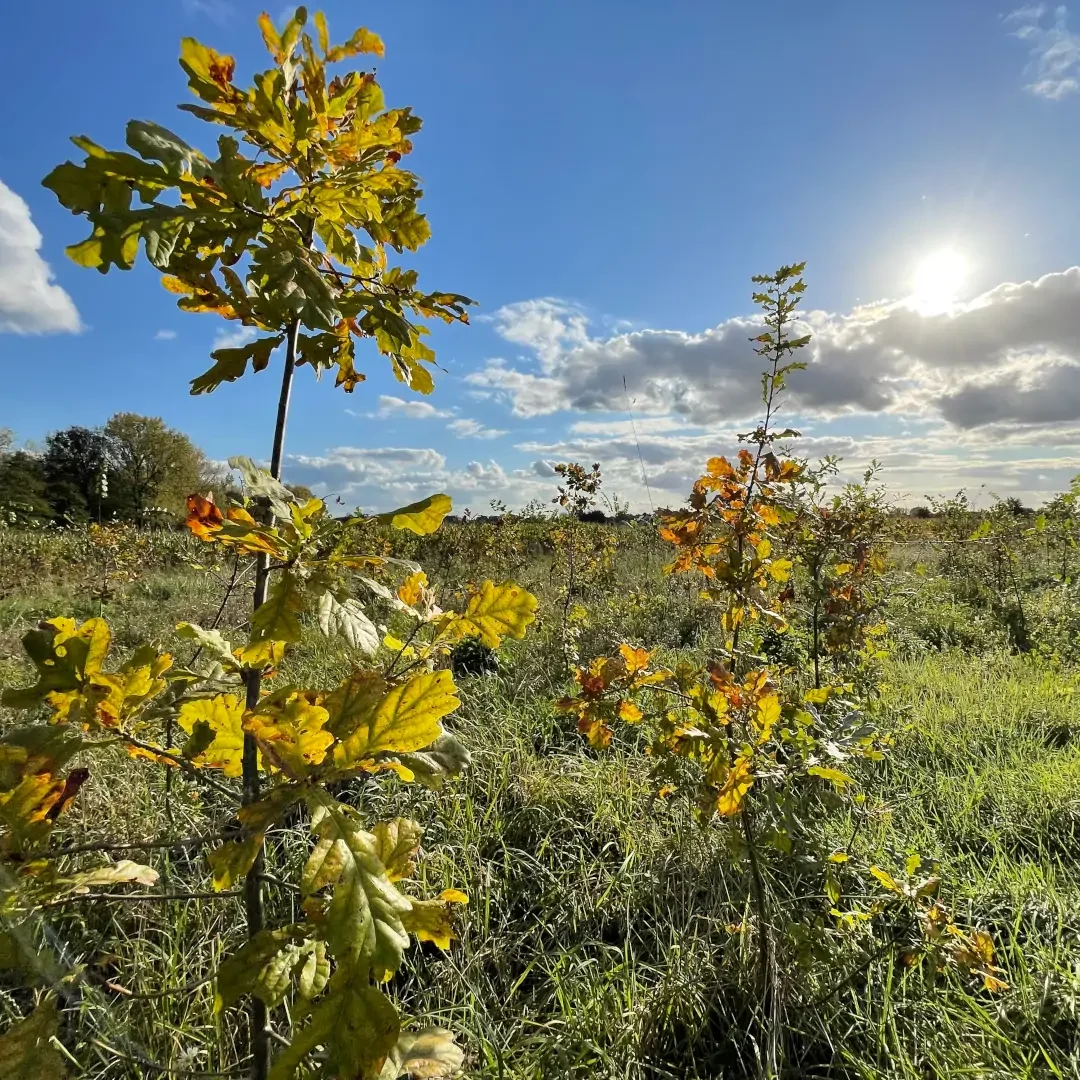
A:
1 489 1078 1080
3 9 1078 1079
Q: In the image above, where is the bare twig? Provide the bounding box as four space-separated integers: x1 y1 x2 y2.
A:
120 736 241 804
90 971 217 1001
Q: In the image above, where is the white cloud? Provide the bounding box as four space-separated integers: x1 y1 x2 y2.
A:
212 324 257 350
284 445 526 512
154 329 177 341
1006 5 1080 98
366 395 452 420
515 428 1080 511
469 268 1080 434
447 418 508 439
490 298 590 365
0 180 81 334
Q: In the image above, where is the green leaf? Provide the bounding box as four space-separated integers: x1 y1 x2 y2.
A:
126 120 205 174
301 835 350 895
0 999 68 1080
376 494 452 536
0 725 84 790
175 621 238 673
181 719 217 762
268 972 399 1080
228 456 293 505
316 592 379 654
191 336 284 395
141 215 190 269
373 733 471 790
297 939 330 999
1 617 111 710
305 792 411 977
208 786 302 890
250 571 304 646
215 925 323 1011
207 834 264 891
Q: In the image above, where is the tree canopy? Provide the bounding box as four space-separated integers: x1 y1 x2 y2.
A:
1 415 218 525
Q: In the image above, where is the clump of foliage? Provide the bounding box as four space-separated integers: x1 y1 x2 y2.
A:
0 8 539 1080
557 265 1005 1075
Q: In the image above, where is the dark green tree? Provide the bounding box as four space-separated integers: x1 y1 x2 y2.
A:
0 451 52 524
42 426 108 523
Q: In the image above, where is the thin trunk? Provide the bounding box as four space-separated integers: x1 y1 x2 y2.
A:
243 318 300 1080
812 597 821 689
742 805 778 1078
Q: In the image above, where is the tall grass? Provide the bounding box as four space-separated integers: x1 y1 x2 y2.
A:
1 525 1077 1078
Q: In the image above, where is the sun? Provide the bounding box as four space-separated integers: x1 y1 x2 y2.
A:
909 249 968 315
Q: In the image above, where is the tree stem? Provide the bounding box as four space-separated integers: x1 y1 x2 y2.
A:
242 317 300 1080
741 807 777 1077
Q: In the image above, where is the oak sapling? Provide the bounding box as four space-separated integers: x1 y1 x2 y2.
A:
8 8 538 1080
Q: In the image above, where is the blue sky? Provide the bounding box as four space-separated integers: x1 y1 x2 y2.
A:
4 0 1080 510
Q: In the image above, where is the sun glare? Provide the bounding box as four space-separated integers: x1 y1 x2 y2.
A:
909 249 968 315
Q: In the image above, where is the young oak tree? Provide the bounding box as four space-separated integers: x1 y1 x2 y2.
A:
558 266 1004 1076
16 8 538 1080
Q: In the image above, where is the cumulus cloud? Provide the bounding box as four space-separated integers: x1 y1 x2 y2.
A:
283 445 527 511
469 268 1080 433
1006 5 1080 98
154 329 177 341
0 180 81 334
212 324 257 350
490 298 590 365
447 418 508 439
364 395 452 420
516 428 1080 511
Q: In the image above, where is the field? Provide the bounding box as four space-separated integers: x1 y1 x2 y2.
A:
3 12 1079 1078
2 503 1078 1080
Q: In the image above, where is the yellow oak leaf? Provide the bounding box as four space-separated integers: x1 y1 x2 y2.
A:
377 493 452 535
715 755 754 817
754 692 781 744
177 694 247 777
400 889 468 950
244 692 332 779
807 764 855 790
371 818 423 882
396 571 427 609
451 581 538 648
331 669 459 769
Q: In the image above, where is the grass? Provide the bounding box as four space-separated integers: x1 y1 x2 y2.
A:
1 525 1078 1078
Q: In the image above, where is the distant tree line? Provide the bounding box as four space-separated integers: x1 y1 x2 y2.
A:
0 414 220 526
